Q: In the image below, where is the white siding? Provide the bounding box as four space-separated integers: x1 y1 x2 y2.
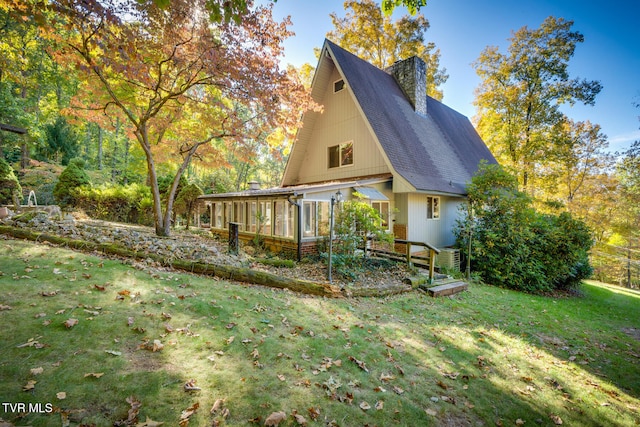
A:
294 68 390 184
405 193 465 248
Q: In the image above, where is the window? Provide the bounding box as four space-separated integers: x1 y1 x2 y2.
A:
247 201 257 232
334 79 345 93
273 201 295 238
213 202 223 228
223 202 232 229
233 202 245 231
303 201 330 237
371 201 390 228
328 142 354 168
258 201 271 235
427 196 440 220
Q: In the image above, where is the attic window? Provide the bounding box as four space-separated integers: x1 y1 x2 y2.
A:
328 142 353 168
333 79 345 93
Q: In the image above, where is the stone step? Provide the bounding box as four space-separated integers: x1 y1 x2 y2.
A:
426 281 468 297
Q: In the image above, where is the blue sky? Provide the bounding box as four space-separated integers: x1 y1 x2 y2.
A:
261 0 640 153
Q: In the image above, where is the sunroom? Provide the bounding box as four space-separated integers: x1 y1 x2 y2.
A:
196 178 393 259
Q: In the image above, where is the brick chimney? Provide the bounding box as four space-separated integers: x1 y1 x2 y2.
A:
386 56 427 117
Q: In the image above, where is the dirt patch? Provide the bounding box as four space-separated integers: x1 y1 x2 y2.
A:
622 327 640 342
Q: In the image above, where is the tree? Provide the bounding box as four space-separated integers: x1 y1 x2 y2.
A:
40 116 79 165
0 157 22 205
455 162 593 294
381 0 426 15
327 0 447 100
48 0 316 236
473 17 602 192
175 183 203 229
53 157 91 207
543 119 612 210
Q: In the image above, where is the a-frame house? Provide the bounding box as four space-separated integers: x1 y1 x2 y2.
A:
199 39 497 264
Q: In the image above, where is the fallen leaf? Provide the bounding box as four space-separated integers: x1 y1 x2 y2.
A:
126 395 142 424
94 284 106 291
277 374 286 382
264 411 286 426
225 336 235 345
516 419 525 426
359 401 371 411
30 367 44 375
210 398 225 414
292 412 307 426
307 407 320 420
128 317 135 326
225 322 236 329
84 372 104 378
136 416 165 426
56 391 66 399
152 340 164 352
348 356 369 372
392 386 404 394
119 290 131 296
63 318 78 328
184 379 201 391
0 304 12 310
380 373 395 382
105 350 122 356
41 290 57 297
22 380 36 391
375 400 384 410
425 408 437 416
179 402 199 426
549 414 563 425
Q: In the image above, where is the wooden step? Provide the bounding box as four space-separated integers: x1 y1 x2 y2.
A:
426 281 468 297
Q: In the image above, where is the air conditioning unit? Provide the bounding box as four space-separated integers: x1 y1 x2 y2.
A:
436 248 460 271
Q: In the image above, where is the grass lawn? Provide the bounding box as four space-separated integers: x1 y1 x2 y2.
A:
0 238 639 426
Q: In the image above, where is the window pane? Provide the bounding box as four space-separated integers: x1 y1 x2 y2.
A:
341 142 353 166
286 203 295 238
303 202 316 237
248 202 257 232
259 201 271 235
328 145 340 168
318 202 329 236
274 201 284 236
433 197 440 219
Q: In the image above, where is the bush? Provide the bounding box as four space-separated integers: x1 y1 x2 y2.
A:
0 157 22 205
73 183 153 225
455 163 593 294
53 158 91 207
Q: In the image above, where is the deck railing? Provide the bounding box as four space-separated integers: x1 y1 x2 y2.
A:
364 237 441 284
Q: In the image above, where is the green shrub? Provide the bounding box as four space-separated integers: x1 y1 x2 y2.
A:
73 183 153 225
53 158 91 207
455 163 593 294
0 157 22 205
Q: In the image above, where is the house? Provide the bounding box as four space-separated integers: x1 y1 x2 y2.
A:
198 39 497 264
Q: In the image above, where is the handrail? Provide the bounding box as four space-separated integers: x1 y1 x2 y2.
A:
365 236 440 284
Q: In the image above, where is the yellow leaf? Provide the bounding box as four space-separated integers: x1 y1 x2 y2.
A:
57 391 66 399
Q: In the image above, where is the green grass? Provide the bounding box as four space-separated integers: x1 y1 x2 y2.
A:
0 239 639 426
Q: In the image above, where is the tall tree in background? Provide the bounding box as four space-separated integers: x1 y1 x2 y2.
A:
327 0 447 100
473 17 602 193
544 119 611 210
48 0 316 236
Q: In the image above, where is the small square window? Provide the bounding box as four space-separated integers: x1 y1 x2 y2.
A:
427 196 440 220
334 79 345 93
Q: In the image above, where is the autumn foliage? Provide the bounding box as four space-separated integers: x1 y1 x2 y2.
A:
45 0 317 236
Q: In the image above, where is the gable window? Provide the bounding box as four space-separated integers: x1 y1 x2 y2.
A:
328 142 354 168
333 79 345 93
427 196 440 220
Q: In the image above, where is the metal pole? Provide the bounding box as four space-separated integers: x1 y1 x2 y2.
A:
328 195 335 283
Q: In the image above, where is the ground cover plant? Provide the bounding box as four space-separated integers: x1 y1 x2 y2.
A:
0 238 638 426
